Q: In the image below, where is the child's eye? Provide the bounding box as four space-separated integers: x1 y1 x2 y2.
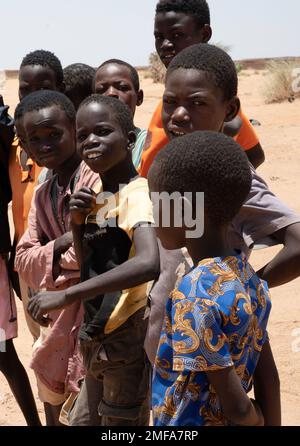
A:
50 132 61 138
154 34 163 41
163 97 175 105
95 86 105 94
193 100 206 106
119 84 130 92
77 134 86 143
29 137 39 143
97 129 112 137
173 32 184 39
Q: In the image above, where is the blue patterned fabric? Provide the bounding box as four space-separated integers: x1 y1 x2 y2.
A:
152 254 271 426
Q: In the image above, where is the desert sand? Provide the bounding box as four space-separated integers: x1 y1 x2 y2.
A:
0 69 299 426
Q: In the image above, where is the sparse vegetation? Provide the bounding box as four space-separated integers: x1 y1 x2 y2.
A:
236 63 244 74
0 71 6 89
147 46 244 83
263 60 300 104
148 52 166 84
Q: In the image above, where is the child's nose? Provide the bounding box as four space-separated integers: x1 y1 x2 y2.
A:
106 86 119 99
161 38 173 50
172 106 190 123
85 133 100 147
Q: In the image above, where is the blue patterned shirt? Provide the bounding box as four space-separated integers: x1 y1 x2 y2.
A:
152 254 271 426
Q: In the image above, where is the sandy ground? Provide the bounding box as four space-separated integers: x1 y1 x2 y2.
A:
0 70 300 426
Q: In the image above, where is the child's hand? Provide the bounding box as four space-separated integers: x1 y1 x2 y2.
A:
27 290 67 327
70 187 97 226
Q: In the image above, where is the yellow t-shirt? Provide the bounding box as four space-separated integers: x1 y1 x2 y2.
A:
86 176 154 334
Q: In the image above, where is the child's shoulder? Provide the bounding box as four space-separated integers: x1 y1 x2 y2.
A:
120 176 150 202
176 255 251 309
125 175 149 191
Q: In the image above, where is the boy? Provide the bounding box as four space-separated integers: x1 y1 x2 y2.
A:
64 63 96 110
10 49 65 341
27 95 160 426
140 0 265 176
37 63 97 184
94 59 146 168
15 90 99 425
0 95 41 426
144 45 300 424
149 131 276 426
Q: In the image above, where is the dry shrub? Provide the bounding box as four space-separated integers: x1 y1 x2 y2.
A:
263 60 300 104
148 52 166 84
0 71 6 90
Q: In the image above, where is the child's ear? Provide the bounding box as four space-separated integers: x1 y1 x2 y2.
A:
200 24 212 43
137 90 144 107
224 96 241 123
127 130 137 150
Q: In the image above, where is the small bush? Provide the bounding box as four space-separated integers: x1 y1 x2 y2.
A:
148 52 166 84
263 60 300 104
236 63 244 74
0 71 6 90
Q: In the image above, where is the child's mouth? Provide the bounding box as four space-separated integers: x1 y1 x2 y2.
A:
84 151 103 161
169 129 186 138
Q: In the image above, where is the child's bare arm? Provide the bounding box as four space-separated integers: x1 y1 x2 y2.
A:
206 367 264 426
28 224 160 324
253 340 281 426
69 187 97 266
245 143 265 169
257 222 300 287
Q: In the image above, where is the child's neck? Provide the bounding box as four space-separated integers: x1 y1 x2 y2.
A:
56 152 82 188
100 157 138 194
186 225 236 266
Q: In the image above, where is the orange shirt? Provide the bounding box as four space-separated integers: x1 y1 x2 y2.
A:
9 138 43 242
139 101 259 178
234 110 259 150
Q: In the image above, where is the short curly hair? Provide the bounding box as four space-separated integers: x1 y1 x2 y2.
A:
63 63 96 109
167 43 238 101
78 95 135 135
20 50 64 87
14 90 76 125
96 59 140 92
156 0 210 28
150 131 252 225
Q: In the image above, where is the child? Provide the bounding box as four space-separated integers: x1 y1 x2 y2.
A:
139 0 265 176
0 95 41 426
149 131 276 426
27 95 160 426
10 49 65 342
144 44 300 425
64 63 96 110
37 63 97 183
15 90 99 426
94 59 146 168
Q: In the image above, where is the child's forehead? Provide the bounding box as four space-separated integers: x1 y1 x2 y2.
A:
19 64 56 82
155 10 197 27
78 102 118 123
96 63 132 81
23 105 68 126
166 67 215 89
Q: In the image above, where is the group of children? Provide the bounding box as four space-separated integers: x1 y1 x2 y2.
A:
1 0 300 427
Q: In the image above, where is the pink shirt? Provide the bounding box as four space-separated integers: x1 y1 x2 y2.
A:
15 161 99 395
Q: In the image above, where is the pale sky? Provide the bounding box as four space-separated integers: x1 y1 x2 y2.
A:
1 0 299 69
